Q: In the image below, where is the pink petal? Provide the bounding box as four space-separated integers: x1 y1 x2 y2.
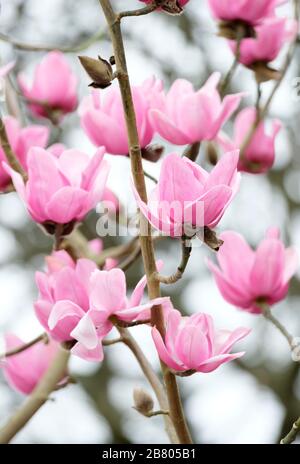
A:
70 313 99 350
149 109 190 145
71 341 104 362
250 238 285 297
152 327 185 371
45 186 89 223
90 269 127 313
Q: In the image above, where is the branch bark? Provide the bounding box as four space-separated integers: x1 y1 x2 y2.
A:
0 347 70 444
280 416 300 444
98 0 192 444
117 327 178 443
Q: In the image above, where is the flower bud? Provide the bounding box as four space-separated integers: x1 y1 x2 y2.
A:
141 144 164 163
133 388 154 416
78 55 113 89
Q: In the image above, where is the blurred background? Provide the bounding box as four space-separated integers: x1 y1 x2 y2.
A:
0 0 300 444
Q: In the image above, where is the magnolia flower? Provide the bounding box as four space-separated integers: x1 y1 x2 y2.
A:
229 18 297 68
152 309 250 373
18 51 78 120
149 73 243 145
207 228 298 314
217 107 282 173
79 77 162 155
1 334 60 394
3 146 109 231
0 116 49 190
208 0 282 26
133 151 240 237
35 255 169 361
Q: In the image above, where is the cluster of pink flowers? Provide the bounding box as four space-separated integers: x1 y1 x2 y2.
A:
1 0 298 398
34 250 170 362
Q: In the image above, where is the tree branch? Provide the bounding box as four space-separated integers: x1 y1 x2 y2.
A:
117 327 178 444
0 347 70 444
0 333 48 360
0 115 27 180
155 237 192 284
98 0 192 444
0 30 105 53
280 416 300 444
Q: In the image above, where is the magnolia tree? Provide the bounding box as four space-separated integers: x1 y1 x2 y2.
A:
0 0 299 445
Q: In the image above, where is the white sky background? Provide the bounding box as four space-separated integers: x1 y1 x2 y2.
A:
0 0 299 444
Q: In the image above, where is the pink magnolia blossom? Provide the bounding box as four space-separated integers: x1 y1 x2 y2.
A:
207 228 298 314
3 146 109 230
79 77 162 155
1 334 60 394
35 253 169 361
152 309 250 373
46 142 119 211
18 51 78 120
149 73 243 146
217 107 282 173
0 116 49 190
133 151 240 237
208 0 283 26
229 18 298 67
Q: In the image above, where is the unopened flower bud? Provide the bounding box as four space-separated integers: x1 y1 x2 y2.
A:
141 144 164 163
78 55 113 89
158 0 183 15
204 226 224 252
133 388 154 416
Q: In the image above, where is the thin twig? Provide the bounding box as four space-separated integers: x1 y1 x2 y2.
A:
0 30 105 53
0 115 27 180
118 4 158 20
260 303 299 357
0 333 48 360
155 237 192 284
143 170 158 184
219 26 243 97
280 416 300 444
102 337 123 346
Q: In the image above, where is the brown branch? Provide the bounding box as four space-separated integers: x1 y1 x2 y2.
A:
0 333 48 360
117 327 178 443
0 115 27 180
155 237 192 284
280 416 300 444
0 30 105 53
0 347 70 444
219 25 243 97
260 303 295 349
118 4 158 20
98 0 192 444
